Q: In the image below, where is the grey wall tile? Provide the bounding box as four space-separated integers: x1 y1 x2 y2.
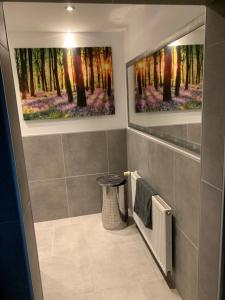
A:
174 153 200 246
151 124 188 140
29 179 68 222
201 110 225 190
198 182 222 300
62 131 108 176
23 135 65 181
175 227 198 300
205 7 225 47
198 288 211 300
187 124 201 145
201 40 225 190
107 129 127 174
147 141 174 208
127 130 150 178
67 174 102 217
127 129 174 207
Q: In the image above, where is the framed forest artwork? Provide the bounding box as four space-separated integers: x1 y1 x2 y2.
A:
133 44 204 113
14 47 114 120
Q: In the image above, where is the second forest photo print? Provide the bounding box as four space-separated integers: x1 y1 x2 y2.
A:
134 44 204 113
15 47 114 120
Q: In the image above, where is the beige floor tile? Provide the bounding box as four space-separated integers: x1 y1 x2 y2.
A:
40 255 94 295
35 225 54 259
96 285 146 300
52 222 87 256
141 279 182 300
35 214 181 300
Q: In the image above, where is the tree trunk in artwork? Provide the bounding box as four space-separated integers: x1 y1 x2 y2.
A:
49 49 53 92
185 45 190 90
196 45 201 84
137 70 142 95
159 51 163 87
24 49 29 94
19 49 28 99
96 48 101 88
53 48 61 97
163 46 172 102
73 48 87 107
153 52 159 90
175 46 181 97
147 59 151 86
63 48 73 103
50 49 56 90
15 49 22 92
89 48 95 93
84 48 89 91
190 45 194 84
28 48 35 97
34 50 40 89
107 72 111 97
40 48 48 91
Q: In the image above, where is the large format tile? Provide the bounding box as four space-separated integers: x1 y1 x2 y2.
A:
127 130 151 178
201 41 225 189
23 135 64 181
205 7 225 47
141 279 181 300
147 140 174 208
29 179 68 222
107 129 127 174
40 255 94 296
174 227 198 300
198 182 222 300
127 129 174 208
67 174 102 217
187 123 201 145
174 153 200 246
36 214 182 300
62 131 108 176
201 110 225 190
96 285 146 300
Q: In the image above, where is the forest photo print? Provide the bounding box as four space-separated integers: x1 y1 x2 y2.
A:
15 47 114 120
134 44 204 113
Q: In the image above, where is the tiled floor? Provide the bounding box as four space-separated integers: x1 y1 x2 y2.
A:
35 213 181 300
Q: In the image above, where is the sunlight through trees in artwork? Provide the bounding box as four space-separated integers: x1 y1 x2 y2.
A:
134 44 204 112
15 47 114 120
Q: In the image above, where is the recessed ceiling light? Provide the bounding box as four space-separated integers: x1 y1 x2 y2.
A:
65 5 75 12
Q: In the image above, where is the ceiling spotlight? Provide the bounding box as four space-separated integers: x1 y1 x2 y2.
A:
65 5 75 12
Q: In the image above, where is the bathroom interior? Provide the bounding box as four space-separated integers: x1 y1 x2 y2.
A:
0 1 225 300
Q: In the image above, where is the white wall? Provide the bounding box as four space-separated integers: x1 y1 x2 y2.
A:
124 5 205 62
124 5 205 127
8 31 127 136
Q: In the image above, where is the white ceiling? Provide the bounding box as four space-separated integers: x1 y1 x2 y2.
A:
3 3 139 33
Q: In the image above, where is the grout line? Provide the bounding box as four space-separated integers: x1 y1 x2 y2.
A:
60 134 70 218
175 223 199 251
29 172 108 184
201 179 223 192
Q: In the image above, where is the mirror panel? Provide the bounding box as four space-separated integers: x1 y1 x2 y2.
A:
127 24 205 154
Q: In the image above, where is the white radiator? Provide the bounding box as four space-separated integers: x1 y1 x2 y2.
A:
131 171 172 275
